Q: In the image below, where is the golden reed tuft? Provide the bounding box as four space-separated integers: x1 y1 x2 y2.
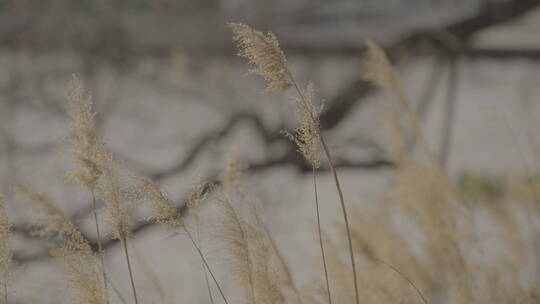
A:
231 23 356 304
14 185 108 304
282 82 323 169
63 75 106 192
135 176 183 229
228 23 291 93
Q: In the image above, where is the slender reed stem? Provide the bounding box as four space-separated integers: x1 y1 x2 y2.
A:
374 258 428 304
439 57 458 167
184 228 230 304
96 264 128 304
290 76 360 304
3 274 7 304
312 168 332 304
121 238 139 304
91 190 109 303
318 135 359 304
197 225 215 304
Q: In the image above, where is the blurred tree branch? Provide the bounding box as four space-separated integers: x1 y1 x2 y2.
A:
7 0 540 266
318 0 540 131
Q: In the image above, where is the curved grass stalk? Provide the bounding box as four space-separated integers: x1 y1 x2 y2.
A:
121 238 139 304
184 228 230 304
289 76 359 304
91 190 109 304
312 169 332 304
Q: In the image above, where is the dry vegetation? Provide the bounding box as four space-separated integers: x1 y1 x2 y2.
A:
0 23 539 304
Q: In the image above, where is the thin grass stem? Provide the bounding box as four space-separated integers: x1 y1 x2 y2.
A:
91 190 109 304
197 225 215 304
3 275 7 304
121 238 139 304
184 228 230 304
374 258 429 304
312 168 332 304
289 75 360 304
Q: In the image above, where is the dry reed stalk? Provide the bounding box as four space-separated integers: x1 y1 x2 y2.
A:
121 238 139 304
312 169 332 304
214 191 255 303
0 195 12 304
63 76 109 302
363 41 437 166
197 226 215 304
14 185 107 304
315 130 358 304
187 180 216 304
215 189 299 304
185 180 230 304
135 176 230 304
97 163 139 304
215 156 301 304
64 80 139 304
91 190 108 299
184 228 230 304
229 22 357 304
131 243 170 304
362 40 442 304
281 82 331 304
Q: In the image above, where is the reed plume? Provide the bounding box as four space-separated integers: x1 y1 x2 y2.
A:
214 188 300 304
0 195 12 304
95 158 139 304
14 185 107 304
135 176 229 304
61 77 139 304
214 155 301 304
363 40 434 163
62 75 109 302
230 23 357 304
281 83 331 304
281 82 323 169
228 23 291 93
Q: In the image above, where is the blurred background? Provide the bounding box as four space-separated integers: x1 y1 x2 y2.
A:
1 0 540 303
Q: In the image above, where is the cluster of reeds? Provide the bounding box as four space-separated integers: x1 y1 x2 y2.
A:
0 22 538 304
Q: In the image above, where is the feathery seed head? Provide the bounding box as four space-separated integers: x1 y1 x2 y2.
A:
363 40 406 107
13 185 91 253
14 186 106 304
63 75 106 190
186 180 209 220
13 185 72 239
282 82 322 169
135 176 183 229
229 22 291 92
49 245 108 304
96 162 133 241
